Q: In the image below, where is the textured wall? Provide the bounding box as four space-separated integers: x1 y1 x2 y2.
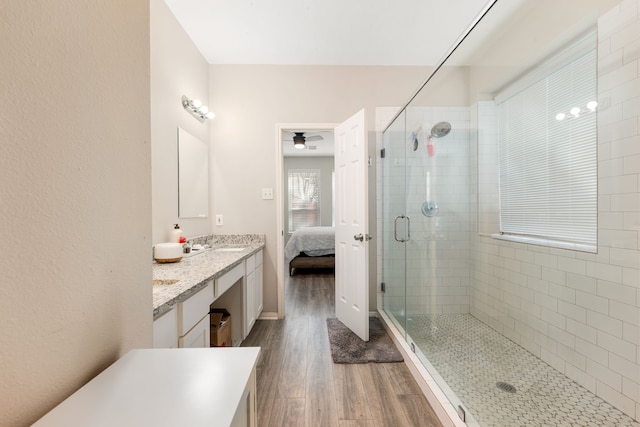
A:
0 2 152 425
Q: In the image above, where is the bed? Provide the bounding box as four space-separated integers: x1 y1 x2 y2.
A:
285 226 335 275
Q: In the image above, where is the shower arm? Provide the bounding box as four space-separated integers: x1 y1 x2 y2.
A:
393 215 411 243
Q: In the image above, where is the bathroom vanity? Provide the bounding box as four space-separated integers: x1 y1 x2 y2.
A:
152 237 265 349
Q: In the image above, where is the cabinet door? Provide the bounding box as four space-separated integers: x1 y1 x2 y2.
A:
245 271 256 336
153 308 178 348
178 315 210 348
254 263 263 320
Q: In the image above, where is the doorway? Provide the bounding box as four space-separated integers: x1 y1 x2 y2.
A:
275 123 337 319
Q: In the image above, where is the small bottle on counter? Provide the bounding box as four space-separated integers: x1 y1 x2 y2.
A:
170 224 184 243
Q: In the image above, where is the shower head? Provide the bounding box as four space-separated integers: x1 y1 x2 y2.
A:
430 121 451 138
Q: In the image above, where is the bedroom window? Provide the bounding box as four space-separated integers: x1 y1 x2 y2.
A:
288 169 321 233
495 31 597 252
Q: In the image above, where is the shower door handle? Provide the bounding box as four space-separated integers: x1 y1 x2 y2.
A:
394 215 410 243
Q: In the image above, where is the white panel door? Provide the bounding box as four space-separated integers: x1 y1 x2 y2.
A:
334 109 369 341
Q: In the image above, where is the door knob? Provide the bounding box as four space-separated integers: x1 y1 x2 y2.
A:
354 233 372 242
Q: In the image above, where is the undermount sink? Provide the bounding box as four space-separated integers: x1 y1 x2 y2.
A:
153 279 180 286
214 247 246 252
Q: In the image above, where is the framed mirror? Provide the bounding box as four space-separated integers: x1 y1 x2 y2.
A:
178 127 209 218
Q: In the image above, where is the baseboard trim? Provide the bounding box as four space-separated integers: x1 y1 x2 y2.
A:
258 312 279 320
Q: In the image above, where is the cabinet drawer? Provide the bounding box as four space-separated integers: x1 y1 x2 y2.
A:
245 254 256 272
178 314 210 348
178 281 214 336
216 263 244 297
256 249 263 266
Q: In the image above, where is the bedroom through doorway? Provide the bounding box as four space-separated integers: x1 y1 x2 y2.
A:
276 123 337 318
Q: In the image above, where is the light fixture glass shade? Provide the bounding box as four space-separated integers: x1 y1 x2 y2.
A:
294 140 305 149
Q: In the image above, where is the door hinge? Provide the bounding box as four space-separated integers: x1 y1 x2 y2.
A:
380 148 386 158
381 282 386 293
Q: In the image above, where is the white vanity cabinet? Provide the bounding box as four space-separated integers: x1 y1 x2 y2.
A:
177 280 214 348
244 250 263 338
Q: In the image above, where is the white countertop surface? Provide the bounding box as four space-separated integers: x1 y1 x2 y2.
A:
33 347 260 427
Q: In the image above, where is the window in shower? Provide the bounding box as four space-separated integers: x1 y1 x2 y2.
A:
495 31 597 252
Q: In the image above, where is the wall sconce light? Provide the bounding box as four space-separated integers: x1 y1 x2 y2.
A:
182 95 215 122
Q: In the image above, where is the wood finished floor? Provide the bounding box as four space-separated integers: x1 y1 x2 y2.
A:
241 268 442 427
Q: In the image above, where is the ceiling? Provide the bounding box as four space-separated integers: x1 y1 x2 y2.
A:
164 0 494 157
163 0 492 66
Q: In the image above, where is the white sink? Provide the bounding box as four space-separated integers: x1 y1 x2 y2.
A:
214 247 246 252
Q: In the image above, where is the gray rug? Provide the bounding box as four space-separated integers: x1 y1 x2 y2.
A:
326 317 404 364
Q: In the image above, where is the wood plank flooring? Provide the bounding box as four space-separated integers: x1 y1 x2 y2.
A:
242 269 442 427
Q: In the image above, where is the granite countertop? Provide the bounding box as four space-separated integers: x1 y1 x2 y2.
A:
152 236 264 319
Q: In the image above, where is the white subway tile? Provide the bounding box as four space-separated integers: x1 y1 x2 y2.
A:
597 380 637 416
587 262 624 282
587 310 623 338
559 300 587 323
566 272 597 294
599 174 638 194
566 362 597 392
622 377 640 402
587 358 623 391
624 153 640 174
609 301 639 327
576 336 610 366
549 282 576 303
611 352 640 383
576 290 609 314
597 279 637 304
609 248 640 269
557 256 587 275
622 267 640 287
598 330 637 362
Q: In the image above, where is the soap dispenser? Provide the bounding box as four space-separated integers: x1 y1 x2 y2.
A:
170 224 184 243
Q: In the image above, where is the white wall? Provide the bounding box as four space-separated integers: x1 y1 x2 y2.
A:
209 65 431 313
471 0 640 419
151 0 211 244
0 2 151 425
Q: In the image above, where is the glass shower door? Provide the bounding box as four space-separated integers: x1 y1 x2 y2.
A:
382 110 408 336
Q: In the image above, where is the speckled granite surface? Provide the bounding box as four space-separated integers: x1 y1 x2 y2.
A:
152 234 265 319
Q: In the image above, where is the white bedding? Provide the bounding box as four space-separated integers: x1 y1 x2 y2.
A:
285 226 335 264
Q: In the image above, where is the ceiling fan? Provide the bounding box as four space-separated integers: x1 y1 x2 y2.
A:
283 132 324 150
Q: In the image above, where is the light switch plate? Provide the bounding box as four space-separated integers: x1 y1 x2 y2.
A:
261 188 274 200
215 214 223 226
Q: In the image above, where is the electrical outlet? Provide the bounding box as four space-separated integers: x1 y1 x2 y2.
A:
216 214 223 226
262 188 274 200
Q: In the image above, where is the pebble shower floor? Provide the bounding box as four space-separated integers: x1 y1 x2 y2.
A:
405 314 639 426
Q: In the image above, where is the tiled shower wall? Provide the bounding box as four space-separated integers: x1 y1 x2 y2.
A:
380 106 472 316
471 0 640 420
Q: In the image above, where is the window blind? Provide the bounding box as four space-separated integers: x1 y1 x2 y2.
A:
496 32 597 251
288 170 321 233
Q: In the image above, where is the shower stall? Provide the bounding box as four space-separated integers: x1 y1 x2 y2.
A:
379 0 640 426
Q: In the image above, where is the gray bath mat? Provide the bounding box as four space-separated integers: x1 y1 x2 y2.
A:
326 317 404 364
